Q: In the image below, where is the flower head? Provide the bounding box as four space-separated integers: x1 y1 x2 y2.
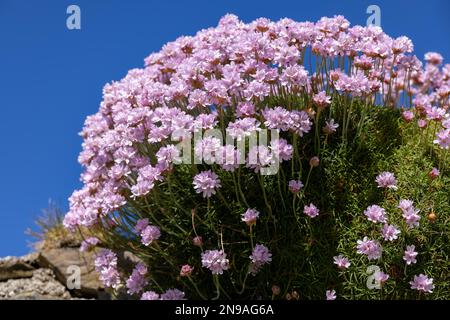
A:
326 290 336 300
241 208 260 226
356 237 382 260
304 203 320 218
160 288 186 300
141 225 161 246
428 167 440 179
193 170 221 198
410 274 434 293
374 270 389 284
376 172 398 190
323 119 339 134
381 224 400 241
403 245 418 265
201 250 229 275
80 237 100 252
288 180 304 193
180 264 194 277
141 291 160 300
364 205 387 223
333 255 351 270
249 244 272 275
126 262 148 295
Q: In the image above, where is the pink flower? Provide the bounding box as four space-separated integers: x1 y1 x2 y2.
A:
323 119 339 134
333 255 351 270
141 291 160 300
94 249 121 288
241 208 260 226
304 203 320 218
80 237 100 252
288 180 304 193
403 245 418 265
126 262 148 295
193 170 221 198
201 250 230 275
374 270 389 284
313 91 331 108
270 138 293 161
402 110 414 122
417 119 428 129
356 237 382 260
398 199 421 229
425 52 443 65
326 290 336 300
376 172 398 190
381 224 400 241
160 288 186 300
364 205 387 223
249 244 272 275
410 274 434 293
428 167 440 179
141 225 161 246
236 102 255 118
433 128 450 149
180 264 194 277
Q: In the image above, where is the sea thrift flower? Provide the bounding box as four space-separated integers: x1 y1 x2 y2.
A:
333 255 351 270
304 203 320 218
313 91 331 108
364 205 387 223
425 52 443 65
141 291 160 300
288 180 304 193
309 156 320 167
126 262 148 295
141 225 161 246
270 138 293 161
433 129 450 149
193 170 221 198
381 224 400 241
180 264 194 277
241 208 260 226
428 167 440 179
417 119 428 129
94 249 121 288
201 250 230 275
376 172 398 190
323 119 339 134
356 237 382 260
134 218 149 233
374 270 389 284
398 199 421 229
326 290 336 300
80 237 100 252
249 244 272 275
403 245 418 265
160 289 186 300
402 110 414 122
410 274 434 293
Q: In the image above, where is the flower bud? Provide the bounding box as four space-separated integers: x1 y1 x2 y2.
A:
180 264 194 277
309 156 320 167
192 236 203 247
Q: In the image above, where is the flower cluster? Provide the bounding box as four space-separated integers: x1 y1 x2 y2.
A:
94 249 121 288
63 13 448 299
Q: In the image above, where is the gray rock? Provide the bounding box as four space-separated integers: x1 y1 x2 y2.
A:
0 253 39 281
0 268 72 300
38 248 107 299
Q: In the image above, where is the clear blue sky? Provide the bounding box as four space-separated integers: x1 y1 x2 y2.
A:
0 0 448 256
